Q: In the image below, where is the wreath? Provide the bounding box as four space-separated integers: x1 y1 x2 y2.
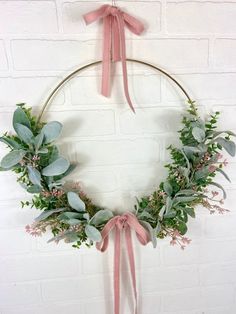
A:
0 99 235 249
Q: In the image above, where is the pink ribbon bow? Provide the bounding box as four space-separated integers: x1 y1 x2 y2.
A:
96 212 150 314
83 4 145 112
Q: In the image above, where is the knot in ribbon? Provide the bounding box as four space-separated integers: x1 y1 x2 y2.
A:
96 212 150 314
83 5 145 112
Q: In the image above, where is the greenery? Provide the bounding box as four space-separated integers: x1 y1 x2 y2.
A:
0 102 235 249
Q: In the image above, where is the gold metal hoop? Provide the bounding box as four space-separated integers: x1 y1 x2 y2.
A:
37 58 193 123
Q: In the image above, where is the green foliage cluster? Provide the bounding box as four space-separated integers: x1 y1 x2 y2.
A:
0 102 235 249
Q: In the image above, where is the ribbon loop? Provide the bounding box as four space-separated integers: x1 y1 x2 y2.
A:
96 212 150 314
83 5 145 112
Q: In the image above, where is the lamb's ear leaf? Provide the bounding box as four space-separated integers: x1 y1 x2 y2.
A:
42 157 70 176
90 209 114 226
67 192 86 212
34 132 44 151
163 181 173 196
14 123 34 145
85 225 102 242
53 163 76 180
27 166 42 187
216 168 231 183
192 127 205 143
215 137 236 157
209 182 227 199
140 220 157 248
27 185 42 194
0 150 26 168
13 107 31 130
41 121 62 144
35 208 65 222
0 137 21 149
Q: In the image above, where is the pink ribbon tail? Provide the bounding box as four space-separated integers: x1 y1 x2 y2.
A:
96 213 150 314
83 5 145 112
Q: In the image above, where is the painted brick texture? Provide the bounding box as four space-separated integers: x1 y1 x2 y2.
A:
0 1 236 314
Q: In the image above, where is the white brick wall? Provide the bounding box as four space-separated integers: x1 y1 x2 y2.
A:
0 1 236 313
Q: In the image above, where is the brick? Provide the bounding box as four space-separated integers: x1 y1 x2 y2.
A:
11 40 98 71
62 1 161 34
0 1 58 34
119 107 182 134
141 265 199 292
167 2 236 34
202 286 235 309
45 110 115 137
58 138 159 166
0 202 35 229
0 282 41 306
200 263 236 286
162 288 201 311
0 77 64 107
0 254 79 283
41 276 104 301
0 41 8 70
205 213 236 238
127 39 208 69
165 73 236 101
163 243 200 266
200 239 236 263
214 39 236 68
0 228 32 255
0 171 28 201
70 74 161 106
119 164 167 192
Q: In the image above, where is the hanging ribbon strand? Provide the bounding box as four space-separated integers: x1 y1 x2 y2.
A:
83 4 145 112
96 213 150 314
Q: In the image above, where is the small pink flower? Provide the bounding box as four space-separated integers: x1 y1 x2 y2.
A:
223 159 228 167
216 153 223 160
209 165 217 173
211 191 219 198
170 239 177 246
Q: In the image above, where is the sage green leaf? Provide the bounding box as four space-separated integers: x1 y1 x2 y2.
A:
209 182 227 199
90 209 114 226
37 148 48 154
41 121 62 144
215 137 236 157
58 212 82 220
1 149 26 168
67 192 86 212
85 225 102 242
54 163 76 180
83 213 90 221
34 133 44 151
164 210 176 219
216 168 231 183
67 219 82 225
195 167 210 180
49 146 59 163
35 208 65 222
14 123 33 144
27 166 42 186
192 126 205 143
13 107 31 130
42 157 70 176
0 137 21 149
177 221 188 235
176 189 198 196
211 130 236 139
48 231 78 243
183 146 202 157
159 205 166 220
183 207 195 218
140 221 157 248
165 196 173 213
163 181 173 196
174 196 198 203
27 185 42 194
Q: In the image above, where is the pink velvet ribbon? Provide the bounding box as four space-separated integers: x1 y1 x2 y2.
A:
83 4 145 112
96 212 150 314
